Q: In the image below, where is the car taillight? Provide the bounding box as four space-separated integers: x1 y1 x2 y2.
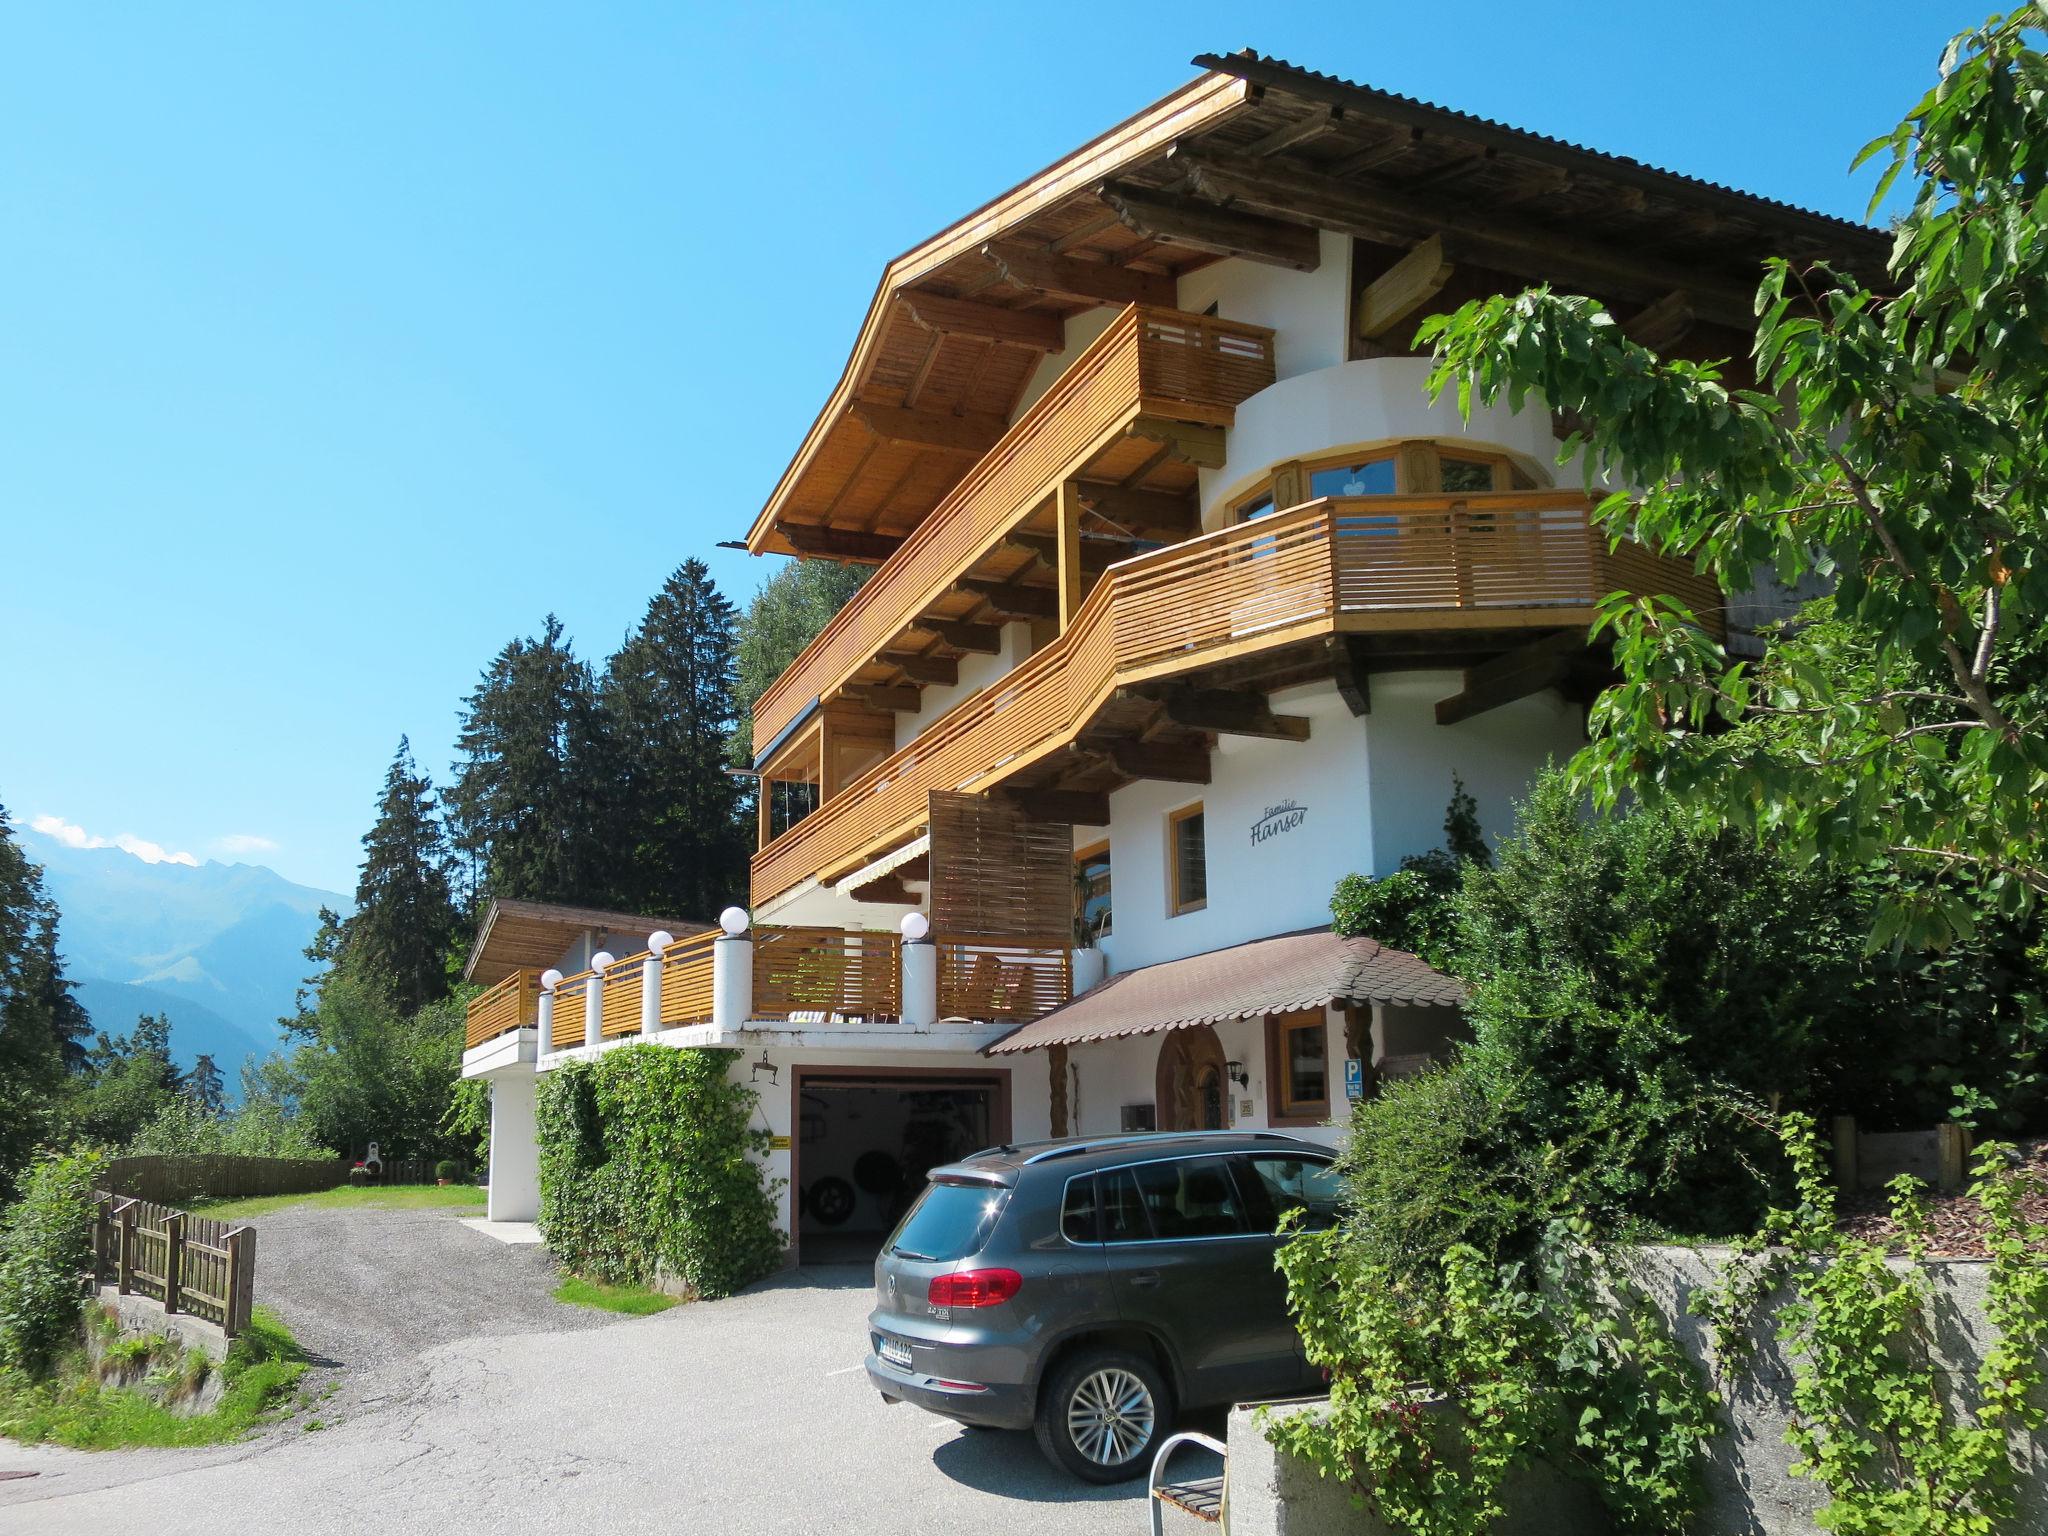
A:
928 1268 1023 1308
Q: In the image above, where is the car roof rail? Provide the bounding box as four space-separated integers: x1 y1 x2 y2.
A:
1018 1129 1310 1165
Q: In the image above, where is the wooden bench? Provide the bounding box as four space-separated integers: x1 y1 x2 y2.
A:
1149 1430 1226 1532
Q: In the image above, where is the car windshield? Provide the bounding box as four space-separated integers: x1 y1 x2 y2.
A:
887 1179 1009 1261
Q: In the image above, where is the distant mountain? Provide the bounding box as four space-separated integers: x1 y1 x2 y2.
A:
23 829 346 1078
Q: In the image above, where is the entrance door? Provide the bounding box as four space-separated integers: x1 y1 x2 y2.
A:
1155 1025 1228 1132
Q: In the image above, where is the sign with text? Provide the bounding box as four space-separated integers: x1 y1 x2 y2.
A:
1250 800 1307 846
1344 1058 1365 1101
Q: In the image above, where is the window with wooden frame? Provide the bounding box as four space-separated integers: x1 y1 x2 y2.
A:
1074 838 1111 942
1232 441 1542 521
1265 1009 1331 1124
1166 803 1206 916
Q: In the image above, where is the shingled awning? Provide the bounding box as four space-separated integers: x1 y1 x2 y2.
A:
985 926 1461 1055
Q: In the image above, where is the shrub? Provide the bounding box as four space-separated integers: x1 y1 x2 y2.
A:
1329 775 1489 972
0 1148 104 1374
536 1045 783 1299
433 1159 464 1183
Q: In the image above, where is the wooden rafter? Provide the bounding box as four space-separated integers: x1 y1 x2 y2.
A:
781 524 904 563
1126 418 1227 469
901 293 1065 351
979 242 1177 307
997 787 1111 825
1097 182 1322 271
1434 631 1586 726
1244 105 1341 158
887 651 959 686
851 401 1008 456
1075 481 1198 541
1355 234 1455 342
1621 289 1696 352
1104 739 1211 784
1140 686 1312 742
956 576 1058 621
921 618 1003 654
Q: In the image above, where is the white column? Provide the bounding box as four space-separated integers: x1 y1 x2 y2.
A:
583 951 612 1050
713 936 753 1028
486 1074 540 1223
902 938 937 1030
642 932 674 1038
535 988 555 1060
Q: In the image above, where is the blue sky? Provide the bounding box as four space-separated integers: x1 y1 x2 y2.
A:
0 1 1987 896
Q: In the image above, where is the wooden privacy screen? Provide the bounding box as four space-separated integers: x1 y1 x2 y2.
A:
929 791 1074 1022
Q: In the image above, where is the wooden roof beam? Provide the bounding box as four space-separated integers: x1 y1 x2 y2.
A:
1126 418 1227 469
1244 104 1342 158
781 524 905 563
1075 482 1198 541
1435 630 1585 726
1104 739 1211 784
1136 685 1312 742
1002 530 1118 575
1621 289 1697 352
1356 234 1456 343
996 787 1111 825
1173 146 1756 326
887 651 958 686
901 293 1065 352
920 618 1003 654
850 402 1008 456
846 681 922 714
956 577 1058 621
979 242 1177 308
1097 182 1322 271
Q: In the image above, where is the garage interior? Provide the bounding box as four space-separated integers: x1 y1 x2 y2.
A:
794 1074 1004 1265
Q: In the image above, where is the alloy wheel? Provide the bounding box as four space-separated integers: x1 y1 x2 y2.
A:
1065 1366 1156 1466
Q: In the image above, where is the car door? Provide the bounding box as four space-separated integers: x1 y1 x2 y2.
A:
1232 1152 1343 1392
1099 1155 1298 1408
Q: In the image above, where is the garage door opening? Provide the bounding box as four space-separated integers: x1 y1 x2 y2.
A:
793 1071 1009 1266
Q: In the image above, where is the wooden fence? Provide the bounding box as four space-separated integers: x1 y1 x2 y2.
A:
101 1153 450 1204
92 1193 256 1338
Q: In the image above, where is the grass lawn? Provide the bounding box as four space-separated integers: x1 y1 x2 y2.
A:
189 1183 486 1221
0 1306 307 1450
553 1276 679 1316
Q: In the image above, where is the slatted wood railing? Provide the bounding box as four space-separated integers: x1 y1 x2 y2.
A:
93 1194 256 1338
598 953 646 1038
751 493 1722 906
752 925 902 1022
749 305 1278 756
938 936 1073 1023
465 968 540 1049
551 969 595 1049
659 929 719 1026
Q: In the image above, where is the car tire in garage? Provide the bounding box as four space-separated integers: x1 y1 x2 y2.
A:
1033 1348 1173 1483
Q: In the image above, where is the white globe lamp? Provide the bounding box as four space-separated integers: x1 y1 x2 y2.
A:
899 911 931 942
540 969 563 992
719 906 750 937
647 930 674 955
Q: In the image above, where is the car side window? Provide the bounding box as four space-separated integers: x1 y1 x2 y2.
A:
1097 1168 1152 1242
1237 1154 1343 1234
1061 1175 1100 1243
1127 1156 1250 1240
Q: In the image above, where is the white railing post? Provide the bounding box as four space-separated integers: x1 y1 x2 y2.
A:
713 908 753 1029
642 932 672 1038
584 952 613 1049
900 912 936 1030
537 970 561 1060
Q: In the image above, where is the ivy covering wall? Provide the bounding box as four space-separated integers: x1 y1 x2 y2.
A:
535 1046 783 1300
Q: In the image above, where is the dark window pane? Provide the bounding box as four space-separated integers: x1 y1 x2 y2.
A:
1077 850 1112 939
1237 492 1276 523
1061 1175 1100 1244
888 1180 1009 1262
1287 1023 1328 1107
1440 457 1496 493
1099 1169 1152 1243
1129 1156 1249 1239
1309 458 1396 498
1240 1155 1342 1233
1175 812 1207 909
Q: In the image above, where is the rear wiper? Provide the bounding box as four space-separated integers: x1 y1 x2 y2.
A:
892 1247 937 1261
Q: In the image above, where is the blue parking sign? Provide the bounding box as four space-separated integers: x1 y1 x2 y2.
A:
1344 1057 1364 1101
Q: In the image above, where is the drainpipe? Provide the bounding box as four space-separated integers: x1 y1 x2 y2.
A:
584 952 614 1049
899 912 936 1031
642 932 672 1038
713 908 753 1030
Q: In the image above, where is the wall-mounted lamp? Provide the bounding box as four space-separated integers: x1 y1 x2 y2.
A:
1226 1059 1249 1089
751 1050 779 1086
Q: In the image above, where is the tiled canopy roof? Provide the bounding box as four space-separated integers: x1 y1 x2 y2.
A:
985 926 1462 1055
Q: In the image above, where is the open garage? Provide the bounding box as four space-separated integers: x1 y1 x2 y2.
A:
791 1069 1012 1264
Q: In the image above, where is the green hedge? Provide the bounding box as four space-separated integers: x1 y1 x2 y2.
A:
535 1046 783 1299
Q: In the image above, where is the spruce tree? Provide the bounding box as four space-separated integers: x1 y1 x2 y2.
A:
729 558 869 768
342 738 464 1017
602 559 747 917
0 802 83 1193
448 615 606 906
184 1053 227 1116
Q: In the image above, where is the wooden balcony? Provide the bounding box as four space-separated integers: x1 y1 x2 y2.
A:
465 969 539 1049
750 304 1277 758
750 492 1723 907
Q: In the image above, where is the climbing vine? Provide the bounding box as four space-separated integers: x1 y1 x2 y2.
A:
1266 1214 1719 1536
1692 1114 2048 1535
535 1045 784 1300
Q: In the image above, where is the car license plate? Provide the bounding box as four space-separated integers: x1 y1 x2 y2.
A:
878 1336 913 1371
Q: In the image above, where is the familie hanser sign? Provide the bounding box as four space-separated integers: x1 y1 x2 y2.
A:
1250 799 1307 846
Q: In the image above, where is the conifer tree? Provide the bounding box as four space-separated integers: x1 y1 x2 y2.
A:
184 1053 227 1116
448 615 606 906
602 559 747 917
0 802 84 1193
342 739 463 1017
729 558 869 768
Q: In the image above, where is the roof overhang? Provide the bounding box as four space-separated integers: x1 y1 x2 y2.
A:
464 898 711 987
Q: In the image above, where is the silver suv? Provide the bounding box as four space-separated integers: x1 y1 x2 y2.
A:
863 1131 1341 1481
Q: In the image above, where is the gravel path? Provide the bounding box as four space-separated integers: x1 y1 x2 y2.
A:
0 1205 1167 1535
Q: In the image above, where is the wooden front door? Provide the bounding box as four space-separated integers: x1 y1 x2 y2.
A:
1155 1025 1228 1132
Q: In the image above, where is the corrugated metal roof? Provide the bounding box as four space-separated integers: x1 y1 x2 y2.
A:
1196 49 1883 241
986 926 1461 1054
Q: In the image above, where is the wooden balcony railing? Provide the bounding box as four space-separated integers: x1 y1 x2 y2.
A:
750 492 1723 906
659 929 719 1026
938 936 1072 1023
598 953 645 1039
750 305 1278 757
465 969 540 1049
551 970 593 1049
752 925 902 1022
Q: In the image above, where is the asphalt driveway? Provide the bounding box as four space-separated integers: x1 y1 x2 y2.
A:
0 1204 1168 1536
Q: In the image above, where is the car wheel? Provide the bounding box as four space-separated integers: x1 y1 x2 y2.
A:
806 1176 855 1226
1034 1349 1171 1483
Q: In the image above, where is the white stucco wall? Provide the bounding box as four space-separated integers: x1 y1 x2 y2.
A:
1175 231 1353 384
1095 673 1581 978
1012 305 1119 420
892 620 1033 754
